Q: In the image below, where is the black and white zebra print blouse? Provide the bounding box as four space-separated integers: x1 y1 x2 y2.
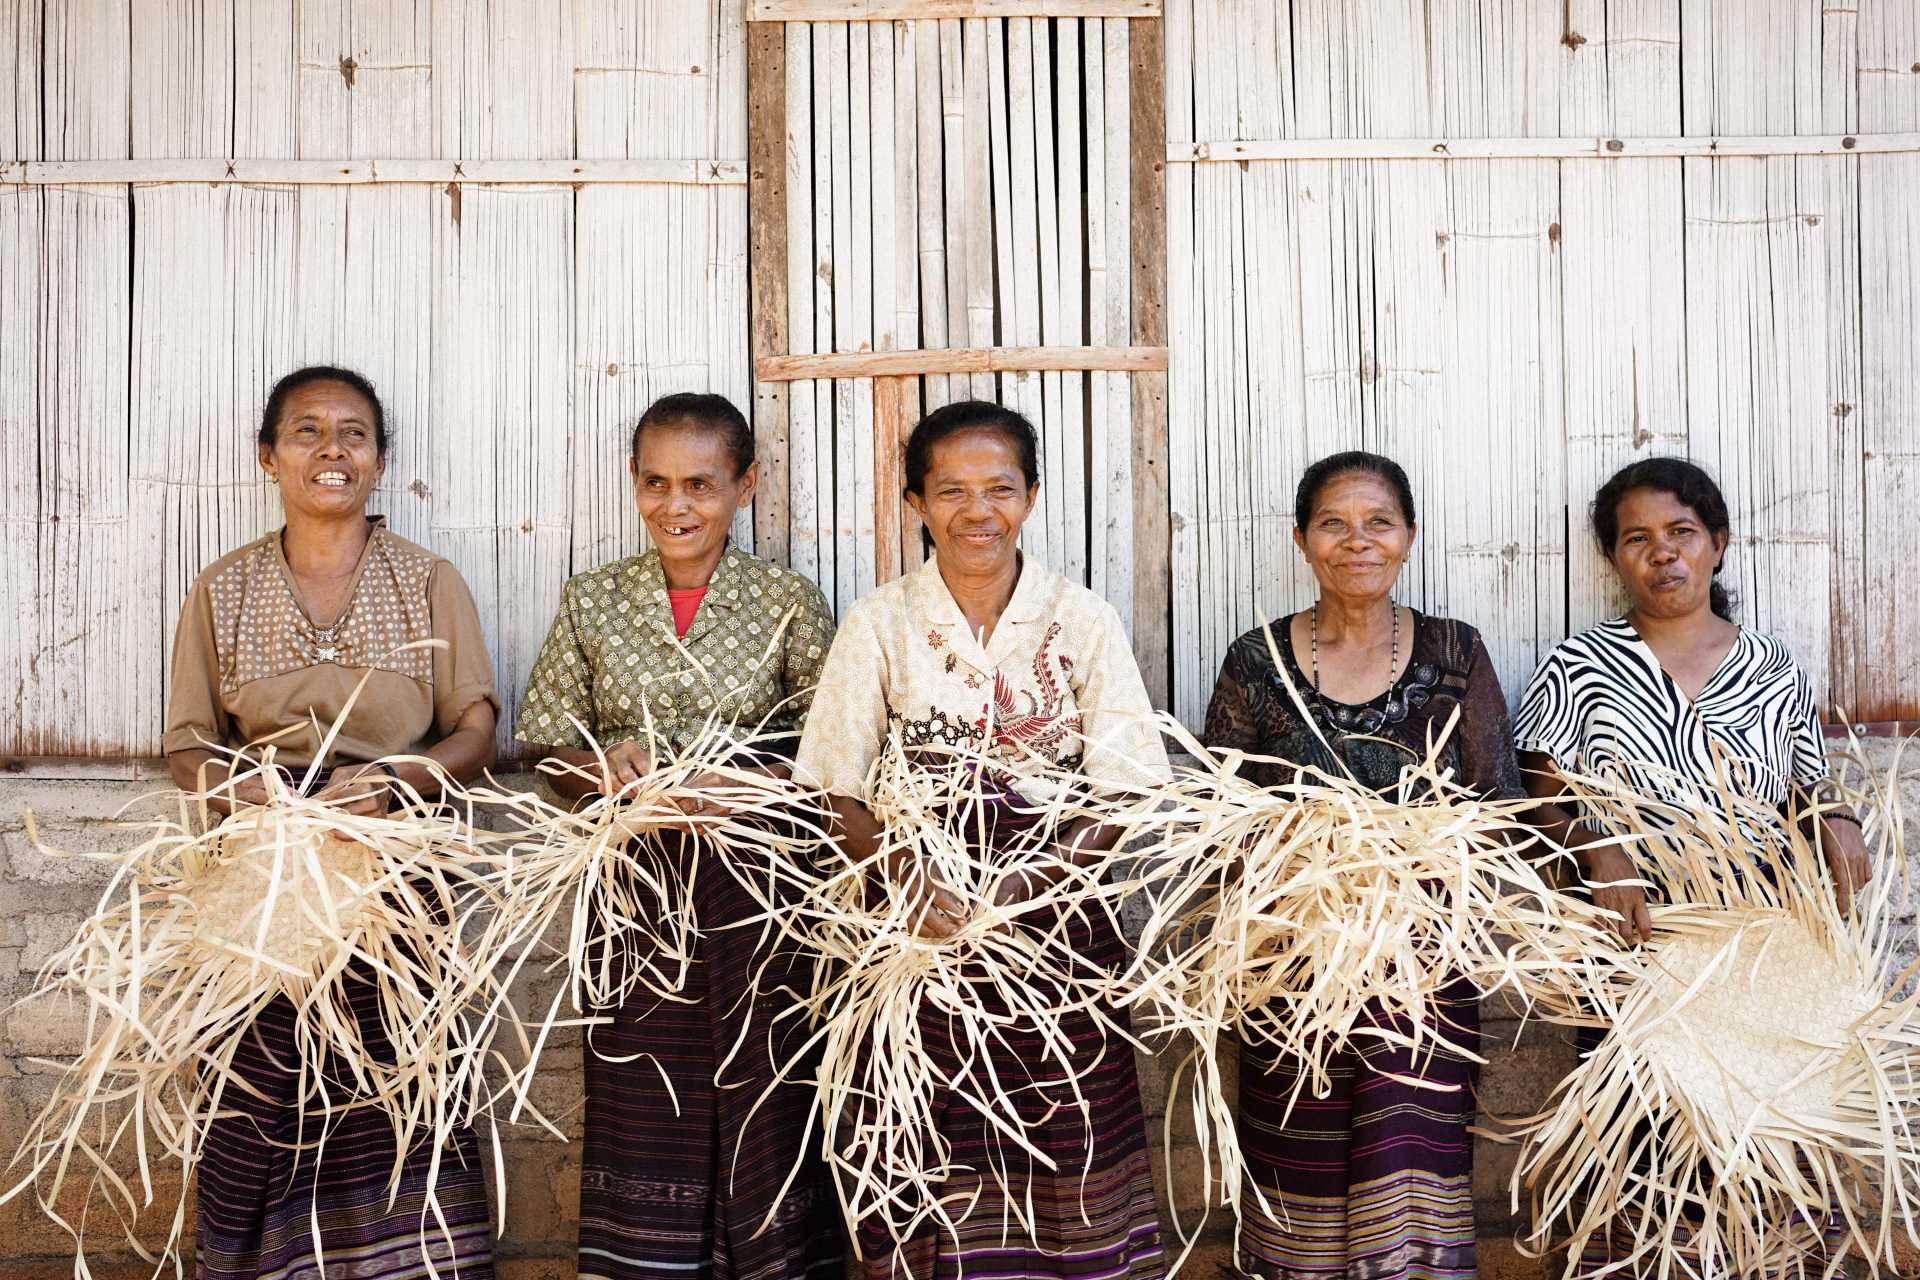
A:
1515 618 1828 812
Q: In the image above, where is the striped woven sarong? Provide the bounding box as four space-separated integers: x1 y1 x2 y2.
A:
577 834 843 1280
1237 978 1479 1280
195 977 494 1280
850 903 1165 1280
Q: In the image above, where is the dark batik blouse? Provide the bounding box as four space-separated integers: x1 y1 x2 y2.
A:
1201 610 1524 802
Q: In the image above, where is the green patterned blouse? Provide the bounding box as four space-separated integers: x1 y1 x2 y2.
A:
514 541 837 753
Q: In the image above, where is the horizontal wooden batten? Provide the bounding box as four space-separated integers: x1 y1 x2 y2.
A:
756 345 1169 381
0 158 747 186
1169 132 1920 163
749 1 1156 19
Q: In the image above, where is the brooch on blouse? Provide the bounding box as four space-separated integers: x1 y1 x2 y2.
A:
1288 661 1442 736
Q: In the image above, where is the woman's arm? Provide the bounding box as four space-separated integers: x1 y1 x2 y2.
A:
826 792 967 941
168 748 272 814
1788 787 1872 916
319 700 499 816
520 739 652 808
1520 749 1651 944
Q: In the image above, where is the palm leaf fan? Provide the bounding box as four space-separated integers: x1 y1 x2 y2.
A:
1497 741 1920 1280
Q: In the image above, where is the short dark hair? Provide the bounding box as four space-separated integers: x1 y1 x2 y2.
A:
1592 456 1735 622
259 366 388 456
904 400 1040 496
902 400 1041 554
629 392 754 478
1293 450 1416 532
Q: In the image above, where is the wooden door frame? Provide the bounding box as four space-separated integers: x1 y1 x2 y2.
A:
742 5 1171 706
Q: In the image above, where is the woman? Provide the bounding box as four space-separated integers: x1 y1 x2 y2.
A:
1515 457 1871 1276
515 392 842 1280
1201 450 1522 1280
795 400 1168 1280
164 365 501 1278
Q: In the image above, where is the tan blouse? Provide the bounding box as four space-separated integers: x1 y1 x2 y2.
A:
164 519 500 766
795 555 1170 804
514 541 836 753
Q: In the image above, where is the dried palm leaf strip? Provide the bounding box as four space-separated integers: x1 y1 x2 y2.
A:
453 707 840 1115
1103 705 1607 1252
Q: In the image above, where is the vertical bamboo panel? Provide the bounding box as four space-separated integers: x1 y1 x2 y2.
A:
1820 0 1863 719
0 0 133 756
430 0 574 750
1429 161 1565 685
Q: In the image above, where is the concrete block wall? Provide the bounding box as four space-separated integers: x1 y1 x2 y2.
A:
3 744 1916 1279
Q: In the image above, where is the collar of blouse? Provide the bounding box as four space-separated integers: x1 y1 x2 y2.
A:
627 538 749 646
910 552 1056 674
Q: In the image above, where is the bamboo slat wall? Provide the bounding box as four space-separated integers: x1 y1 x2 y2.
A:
1 0 748 758
5 1 1920 762
1162 0 1920 729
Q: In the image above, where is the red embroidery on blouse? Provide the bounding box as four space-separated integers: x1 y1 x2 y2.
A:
986 622 1081 755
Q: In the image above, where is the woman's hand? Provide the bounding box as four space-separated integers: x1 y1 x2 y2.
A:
313 764 396 818
1824 817 1872 917
896 857 968 940
1584 846 1652 946
225 774 275 809
991 867 1044 911
599 741 654 796
672 771 737 824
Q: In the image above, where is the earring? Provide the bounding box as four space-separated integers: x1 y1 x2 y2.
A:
267 474 279 485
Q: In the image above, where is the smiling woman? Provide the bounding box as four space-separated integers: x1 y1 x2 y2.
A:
795 401 1170 1280
161 364 503 1279
513 390 842 1280
1200 449 1525 1280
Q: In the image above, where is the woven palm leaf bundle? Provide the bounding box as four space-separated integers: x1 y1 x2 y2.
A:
743 732 1165 1263
1 746 526 1274
461 710 836 1108
1108 708 1603 1243
1500 747 1920 1280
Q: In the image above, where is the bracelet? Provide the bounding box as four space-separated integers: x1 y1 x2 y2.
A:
1826 811 1862 828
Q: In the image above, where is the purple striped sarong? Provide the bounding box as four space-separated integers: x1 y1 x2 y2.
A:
195 974 493 1280
1237 977 1479 1280
849 900 1165 1280
576 834 843 1280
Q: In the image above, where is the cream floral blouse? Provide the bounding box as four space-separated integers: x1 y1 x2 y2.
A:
795 555 1169 803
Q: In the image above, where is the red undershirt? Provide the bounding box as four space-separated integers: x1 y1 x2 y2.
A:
666 586 707 638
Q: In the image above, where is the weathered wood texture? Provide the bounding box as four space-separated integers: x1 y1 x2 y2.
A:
770 14 1140 620
1161 0 1920 728
2 0 749 756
